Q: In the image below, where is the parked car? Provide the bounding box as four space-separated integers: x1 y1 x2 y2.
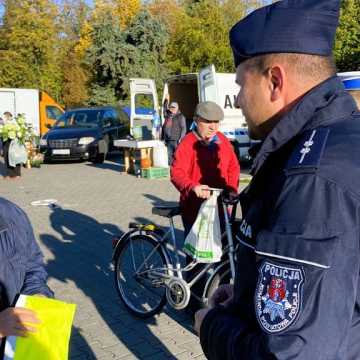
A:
39 106 130 163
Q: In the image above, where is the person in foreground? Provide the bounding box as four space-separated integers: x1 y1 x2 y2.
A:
194 0 360 358
0 197 53 354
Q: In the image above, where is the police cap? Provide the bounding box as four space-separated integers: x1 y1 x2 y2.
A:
229 0 341 67
194 101 224 122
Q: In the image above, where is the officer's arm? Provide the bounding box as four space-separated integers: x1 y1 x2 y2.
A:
200 174 359 359
20 210 54 298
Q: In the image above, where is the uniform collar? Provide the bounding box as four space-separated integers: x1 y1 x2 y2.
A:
251 76 357 175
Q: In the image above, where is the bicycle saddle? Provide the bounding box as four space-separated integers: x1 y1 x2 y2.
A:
152 203 181 218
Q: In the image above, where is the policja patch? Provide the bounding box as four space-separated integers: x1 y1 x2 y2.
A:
255 261 304 334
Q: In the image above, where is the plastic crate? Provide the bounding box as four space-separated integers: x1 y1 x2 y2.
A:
141 167 169 179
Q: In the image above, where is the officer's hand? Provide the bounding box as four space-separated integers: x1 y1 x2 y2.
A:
193 185 211 199
194 308 210 336
0 307 40 338
209 284 234 308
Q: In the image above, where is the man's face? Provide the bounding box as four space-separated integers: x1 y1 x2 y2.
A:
196 118 220 140
235 63 274 140
169 106 178 114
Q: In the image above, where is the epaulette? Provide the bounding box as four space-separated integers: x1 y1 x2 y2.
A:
285 128 330 174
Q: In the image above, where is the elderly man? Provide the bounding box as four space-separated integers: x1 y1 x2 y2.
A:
171 101 240 310
162 101 187 165
195 0 360 359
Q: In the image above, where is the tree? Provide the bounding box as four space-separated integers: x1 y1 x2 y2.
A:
148 0 186 36
57 0 91 107
166 0 262 74
114 0 141 28
62 49 89 108
334 0 360 71
0 0 62 99
85 10 126 105
85 8 168 105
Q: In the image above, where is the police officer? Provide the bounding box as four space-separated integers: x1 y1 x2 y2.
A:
194 0 360 358
0 197 53 354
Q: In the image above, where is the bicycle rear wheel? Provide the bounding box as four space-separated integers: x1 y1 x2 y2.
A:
114 234 168 318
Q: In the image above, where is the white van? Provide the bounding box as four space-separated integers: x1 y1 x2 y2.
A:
0 88 63 136
129 65 251 161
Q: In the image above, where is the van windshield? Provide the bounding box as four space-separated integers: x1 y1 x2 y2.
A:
54 110 104 128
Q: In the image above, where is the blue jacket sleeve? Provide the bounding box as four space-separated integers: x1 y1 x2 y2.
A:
19 209 54 298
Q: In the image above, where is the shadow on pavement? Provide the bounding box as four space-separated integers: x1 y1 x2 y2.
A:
41 204 180 359
85 153 126 173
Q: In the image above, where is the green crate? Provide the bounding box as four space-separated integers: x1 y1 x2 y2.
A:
141 167 169 179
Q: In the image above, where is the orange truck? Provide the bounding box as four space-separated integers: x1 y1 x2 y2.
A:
0 88 64 136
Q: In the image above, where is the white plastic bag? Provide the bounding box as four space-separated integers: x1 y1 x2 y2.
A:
183 192 222 263
9 139 27 167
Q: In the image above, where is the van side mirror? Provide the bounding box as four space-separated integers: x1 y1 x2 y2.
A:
46 124 52 129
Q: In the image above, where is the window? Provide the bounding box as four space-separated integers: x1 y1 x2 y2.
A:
134 94 154 115
46 106 63 120
55 110 102 127
102 109 118 126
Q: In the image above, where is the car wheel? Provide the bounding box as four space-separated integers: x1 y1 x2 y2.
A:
92 139 108 164
93 152 105 163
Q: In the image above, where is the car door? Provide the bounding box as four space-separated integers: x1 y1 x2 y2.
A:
129 78 159 140
116 108 130 139
102 109 118 149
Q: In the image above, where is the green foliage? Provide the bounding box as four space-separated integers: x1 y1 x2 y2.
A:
0 0 62 99
61 49 89 108
0 0 358 108
166 0 260 74
85 8 168 105
334 0 360 71
0 114 35 144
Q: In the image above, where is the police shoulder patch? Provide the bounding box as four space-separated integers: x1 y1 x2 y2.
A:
255 261 304 334
286 128 330 172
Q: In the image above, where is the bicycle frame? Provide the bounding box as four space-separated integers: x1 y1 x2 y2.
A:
112 189 239 309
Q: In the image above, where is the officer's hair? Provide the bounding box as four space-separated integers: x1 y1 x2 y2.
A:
245 53 337 83
349 91 360 109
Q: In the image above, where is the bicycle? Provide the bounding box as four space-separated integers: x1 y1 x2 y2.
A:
112 189 240 318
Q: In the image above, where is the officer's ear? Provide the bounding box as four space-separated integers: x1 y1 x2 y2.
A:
267 65 285 102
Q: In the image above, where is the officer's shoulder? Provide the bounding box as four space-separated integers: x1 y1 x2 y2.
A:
286 116 360 185
284 127 330 176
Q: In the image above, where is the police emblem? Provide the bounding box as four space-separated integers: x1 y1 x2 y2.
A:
255 261 304 333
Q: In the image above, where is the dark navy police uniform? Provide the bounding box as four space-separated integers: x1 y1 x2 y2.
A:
199 0 360 359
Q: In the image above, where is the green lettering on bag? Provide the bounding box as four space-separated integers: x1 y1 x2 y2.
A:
184 243 213 259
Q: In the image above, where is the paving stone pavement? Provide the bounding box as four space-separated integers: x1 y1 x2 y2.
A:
0 154 248 359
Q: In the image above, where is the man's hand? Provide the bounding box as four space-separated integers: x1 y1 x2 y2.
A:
209 284 234 308
194 308 211 335
193 185 211 199
194 284 234 336
0 307 40 338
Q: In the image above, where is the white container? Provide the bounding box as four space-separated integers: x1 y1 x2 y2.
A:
153 142 169 168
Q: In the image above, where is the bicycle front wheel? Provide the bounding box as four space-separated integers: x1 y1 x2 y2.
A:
114 234 168 318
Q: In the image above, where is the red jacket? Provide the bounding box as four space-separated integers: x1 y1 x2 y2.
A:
171 131 240 226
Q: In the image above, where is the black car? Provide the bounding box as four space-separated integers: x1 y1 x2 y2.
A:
40 106 130 163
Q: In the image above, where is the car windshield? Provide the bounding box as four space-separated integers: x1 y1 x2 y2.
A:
54 110 105 128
